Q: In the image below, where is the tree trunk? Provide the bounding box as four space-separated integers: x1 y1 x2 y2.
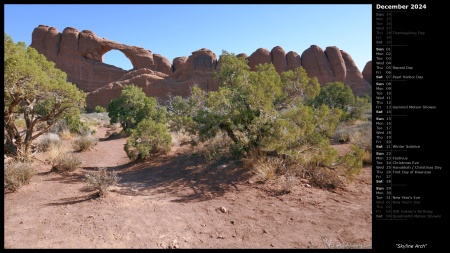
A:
219 123 239 144
4 121 21 158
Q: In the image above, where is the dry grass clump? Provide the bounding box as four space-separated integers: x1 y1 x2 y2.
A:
253 156 285 181
308 167 345 189
47 143 68 163
171 132 192 147
192 133 233 163
81 112 110 127
58 128 74 140
51 151 82 172
85 167 120 197
37 133 62 152
72 134 98 152
333 121 372 165
279 172 297 193
4 161 35 192
48 119 73 139
348 122 372 165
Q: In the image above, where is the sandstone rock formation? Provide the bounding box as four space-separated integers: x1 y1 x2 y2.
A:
172 57 188 72
301 45 335 85
286 51 301 71
271 46 288 75
236 53 248 59
153 54 172 76
30 25 372 110
299 45 371 97
31 25 171 92
325 46 346 83
247 48 272 71
362 61 372 85
87 50 219 109
341 51 372 96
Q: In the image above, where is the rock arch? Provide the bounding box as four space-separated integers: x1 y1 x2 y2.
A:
31 25 372 110
31 25 172 91
101 48 134 70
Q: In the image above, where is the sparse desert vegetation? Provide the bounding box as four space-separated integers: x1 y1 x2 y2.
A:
71 134 98 152
4 161 35 193
4 107 372 249
85 167 120 197
4 35 371 249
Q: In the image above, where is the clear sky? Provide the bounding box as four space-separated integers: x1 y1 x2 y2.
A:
4 4 372 72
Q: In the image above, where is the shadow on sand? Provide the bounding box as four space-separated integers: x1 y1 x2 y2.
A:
110 152 253 203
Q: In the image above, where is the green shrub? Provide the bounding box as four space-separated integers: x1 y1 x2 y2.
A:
124 119 171 161
94 105 107 113
348 96 371 121
108 85 167 135
337 145 364 182
166 51 364 190
4 34 86 160
63 108 89 134
310 81 370 121
85 167 120 197
49 112 90 136
4 161 35 192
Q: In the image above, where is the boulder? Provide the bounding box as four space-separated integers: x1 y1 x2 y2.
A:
236 53 248 59
153 54 172 75
172 56 188 72
271 46 288 75
286 51 301 71
247 48 271 71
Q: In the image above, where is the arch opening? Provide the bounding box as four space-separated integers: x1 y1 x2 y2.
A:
102 49 133 71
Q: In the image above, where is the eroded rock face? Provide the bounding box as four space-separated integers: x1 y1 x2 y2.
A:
341 50 372 96
301 45 371 96
86 69 171 108
286 51 301 71
271 46 288 75
247 48 271 71
237 53 248 59
31 25 372 110
172 57 188 72
153 54 172 75
30 25 171 92
301 45 335 85
362 61 372 85
325 46 346 83
31 25 61 63
171 48 217 83
86 67 215 109
79 30 103 62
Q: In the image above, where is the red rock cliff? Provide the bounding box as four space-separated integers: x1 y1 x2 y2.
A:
31 25 372 110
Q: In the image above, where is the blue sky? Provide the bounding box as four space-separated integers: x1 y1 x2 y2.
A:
4 4 372 71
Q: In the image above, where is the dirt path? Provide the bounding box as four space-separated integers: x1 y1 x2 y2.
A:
4 126 372 249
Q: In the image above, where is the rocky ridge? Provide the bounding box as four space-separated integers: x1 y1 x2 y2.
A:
31 25 372 110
